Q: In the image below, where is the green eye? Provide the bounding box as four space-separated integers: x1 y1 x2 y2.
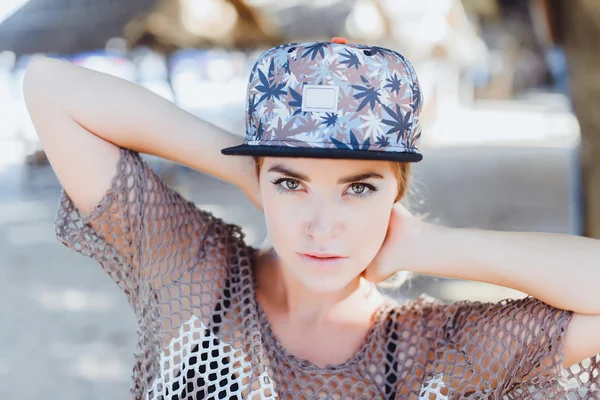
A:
350 183 366 194
284 179 300 190
270 177 303 194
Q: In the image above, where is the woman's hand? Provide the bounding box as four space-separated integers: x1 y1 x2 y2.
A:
363 203 436 283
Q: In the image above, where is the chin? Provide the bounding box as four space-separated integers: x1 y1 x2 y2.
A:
294 264 361 293
299 276 352 293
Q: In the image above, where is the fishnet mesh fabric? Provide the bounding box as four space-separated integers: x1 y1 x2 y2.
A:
54 148 599 399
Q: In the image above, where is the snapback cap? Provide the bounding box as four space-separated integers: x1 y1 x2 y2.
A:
221 38 424 162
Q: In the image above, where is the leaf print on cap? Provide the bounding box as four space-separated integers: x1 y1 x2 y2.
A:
271 65 287 85
282 59 291 75
327 59 344 78
238 41 424 158
411 81 422 112
302 42 328 60
271 97 291 123
371 75 383 90
382 104 412 143
321 113 338 128
346 64 370 86
264 98 276 115
384 85 413 113
273 45 294 71
256 61 287 104
330 131 371 151
249 119 265 142
330 136 350 150
337 86 358 114
375 135 391 148
295 114 322 138
287 87 304 116
247 94 259 117
352 79 381 112
386 53 406 73
339 48 361 70
384 73 403 93
269 114 299 140
288 55 312 85
337 113 362 133
359 109 384 140
409 125 422 149
309 57 333 84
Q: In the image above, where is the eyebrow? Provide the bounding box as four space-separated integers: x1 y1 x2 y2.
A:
267 165 384 184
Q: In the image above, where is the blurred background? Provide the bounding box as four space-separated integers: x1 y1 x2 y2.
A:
0 0 598 398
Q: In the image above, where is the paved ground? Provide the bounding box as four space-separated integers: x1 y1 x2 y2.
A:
0 135 581 398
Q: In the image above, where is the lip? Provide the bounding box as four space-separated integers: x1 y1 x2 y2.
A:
303 252 346 258
298 252 347 270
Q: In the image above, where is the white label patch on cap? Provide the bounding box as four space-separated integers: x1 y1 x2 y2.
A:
301 85 339 113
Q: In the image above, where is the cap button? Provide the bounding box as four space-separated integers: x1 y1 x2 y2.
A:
331 37 347 44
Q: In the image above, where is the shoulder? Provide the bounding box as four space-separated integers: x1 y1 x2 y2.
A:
381 294 449 334
381 294 562 334
386 293 447 317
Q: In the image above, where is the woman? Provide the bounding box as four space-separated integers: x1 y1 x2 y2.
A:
23 40 599 399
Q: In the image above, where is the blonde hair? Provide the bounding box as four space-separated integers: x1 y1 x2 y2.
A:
253 156 414 292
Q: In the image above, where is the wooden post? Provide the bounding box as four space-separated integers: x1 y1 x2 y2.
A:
550 0 600 238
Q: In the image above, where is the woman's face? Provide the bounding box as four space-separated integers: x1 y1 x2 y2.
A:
259 156 398 293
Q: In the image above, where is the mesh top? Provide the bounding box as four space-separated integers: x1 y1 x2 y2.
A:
54 148 599 399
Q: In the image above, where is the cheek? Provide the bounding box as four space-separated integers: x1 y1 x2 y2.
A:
260 191 299 246
347 204 391 258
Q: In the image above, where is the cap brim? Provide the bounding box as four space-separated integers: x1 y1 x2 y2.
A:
221 144 423 162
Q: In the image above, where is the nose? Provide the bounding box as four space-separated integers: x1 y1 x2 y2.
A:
305 197 342 242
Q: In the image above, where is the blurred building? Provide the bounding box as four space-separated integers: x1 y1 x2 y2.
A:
0 0 582 236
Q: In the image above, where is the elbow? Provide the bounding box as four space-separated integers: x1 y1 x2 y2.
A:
23 57 65 107
23 58 47 99
22 57 71 142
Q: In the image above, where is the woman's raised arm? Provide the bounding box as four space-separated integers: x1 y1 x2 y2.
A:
23 57 261 215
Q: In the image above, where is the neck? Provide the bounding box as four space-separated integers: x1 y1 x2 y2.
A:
258 249 381 327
